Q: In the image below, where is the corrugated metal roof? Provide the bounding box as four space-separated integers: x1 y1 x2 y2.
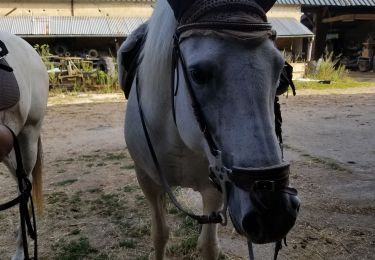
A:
0 16 148 37
269 17 314 37
0 16 312 39
276 0 375 6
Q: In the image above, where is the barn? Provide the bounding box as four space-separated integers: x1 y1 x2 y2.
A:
0 0 313 59
2 1 373 75
277 0 375 71
0 0 153 57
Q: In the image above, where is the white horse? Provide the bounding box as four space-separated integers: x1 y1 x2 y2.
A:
120 0 300 259
0 32 48 260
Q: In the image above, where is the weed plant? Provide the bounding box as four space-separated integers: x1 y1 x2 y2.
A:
306 51 349 82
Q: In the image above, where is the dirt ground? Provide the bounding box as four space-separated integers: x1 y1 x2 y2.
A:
0 87 374 259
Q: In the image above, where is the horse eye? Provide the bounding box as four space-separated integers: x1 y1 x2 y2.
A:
190 68 211 85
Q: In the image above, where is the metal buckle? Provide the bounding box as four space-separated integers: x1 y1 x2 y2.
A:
254 180 276 192
208 150 231 226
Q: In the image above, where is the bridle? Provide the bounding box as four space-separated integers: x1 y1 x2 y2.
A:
171 19 298 216
0 42 38 260
135 3 298 259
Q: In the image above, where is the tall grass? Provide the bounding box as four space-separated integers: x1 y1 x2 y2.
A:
306 51 349 82
34 44 59 85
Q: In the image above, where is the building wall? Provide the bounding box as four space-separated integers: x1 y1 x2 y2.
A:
0 1 153 17
0 2 300 19
268 4 302 20
269 4 308 77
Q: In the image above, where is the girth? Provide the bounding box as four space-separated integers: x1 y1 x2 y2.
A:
0 126 38 260
0 40 20 111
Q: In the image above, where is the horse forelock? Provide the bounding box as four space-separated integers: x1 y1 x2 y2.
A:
139 0 177 95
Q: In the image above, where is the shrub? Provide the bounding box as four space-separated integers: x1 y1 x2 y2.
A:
306 51 349 82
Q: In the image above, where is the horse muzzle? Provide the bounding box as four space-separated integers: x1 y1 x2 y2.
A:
227 163 300 244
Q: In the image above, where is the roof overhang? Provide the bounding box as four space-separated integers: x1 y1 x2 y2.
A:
0 16 314 39
0 16 148 38
276 0 375 7
269 17 314 38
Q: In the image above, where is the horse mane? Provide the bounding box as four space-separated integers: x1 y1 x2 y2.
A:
139 0 177 94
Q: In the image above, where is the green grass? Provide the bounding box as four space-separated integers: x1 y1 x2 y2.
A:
301 154 350 172
47 191 69 205
104 152 127 161
54 179 78 186
46 186 152 257
123 185 138 193
284 144 351 172
55 158 75 164
294 80 372 90
54 237 98 260
121 164 135 170
119 238 137 248
166 206 202 258
69 229 81 236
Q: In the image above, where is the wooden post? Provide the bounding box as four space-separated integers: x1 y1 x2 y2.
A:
307 37 314 61
71 0 74 16
311 7 329 60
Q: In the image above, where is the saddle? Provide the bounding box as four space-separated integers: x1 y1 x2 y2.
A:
0 40 20 111
118 22 148 99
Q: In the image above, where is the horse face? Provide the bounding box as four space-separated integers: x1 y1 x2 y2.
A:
175 36 299 243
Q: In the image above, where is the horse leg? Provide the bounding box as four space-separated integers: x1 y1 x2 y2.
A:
10 127 42 260
197 187 222 260
136 168 169 260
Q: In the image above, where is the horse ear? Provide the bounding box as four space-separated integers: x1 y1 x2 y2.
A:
254 0 277 12
166 0 196 20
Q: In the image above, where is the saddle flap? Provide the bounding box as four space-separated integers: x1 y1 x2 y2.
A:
0 58 20 111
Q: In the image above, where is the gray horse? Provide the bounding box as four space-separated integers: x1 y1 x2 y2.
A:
119 0 300 259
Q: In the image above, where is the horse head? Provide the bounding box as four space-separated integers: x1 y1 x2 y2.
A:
167 0 300 244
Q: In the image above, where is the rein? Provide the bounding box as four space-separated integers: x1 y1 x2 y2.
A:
0 41 38 259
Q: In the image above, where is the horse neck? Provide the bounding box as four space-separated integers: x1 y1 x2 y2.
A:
139 0 176 107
